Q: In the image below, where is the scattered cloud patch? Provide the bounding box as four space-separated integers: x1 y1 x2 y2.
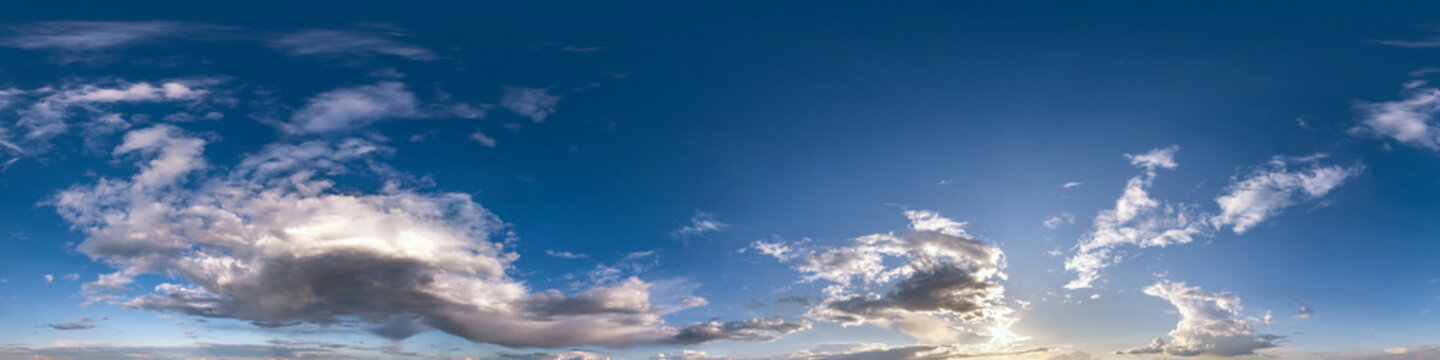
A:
1042 213 1075 229
3 79 214 152
672 211 726 238
502 87 562 122
1065 147 1357 288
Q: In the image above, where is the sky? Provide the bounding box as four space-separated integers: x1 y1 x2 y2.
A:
0 1 1439 359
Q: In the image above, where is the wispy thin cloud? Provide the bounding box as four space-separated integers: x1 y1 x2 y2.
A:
0 21 226 51
270 28 436 60
501 87 562 122
545 250 588 259
45 316 106 330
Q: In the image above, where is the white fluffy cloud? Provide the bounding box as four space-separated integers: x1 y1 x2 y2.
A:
1212 155 1361 233
1117 280 1281 357
289 82 419 134
1065 146 1207 289
756 210 1021 347
1065 147 1358 289
50 125 789 348
1353 86 1440 150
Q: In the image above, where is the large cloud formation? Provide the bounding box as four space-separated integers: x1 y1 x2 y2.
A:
52 125 799 348
1117 280 1282 357
755 210 1021 347
1064 147 1359 289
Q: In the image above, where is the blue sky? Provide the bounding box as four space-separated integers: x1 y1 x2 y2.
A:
1 1 1439 359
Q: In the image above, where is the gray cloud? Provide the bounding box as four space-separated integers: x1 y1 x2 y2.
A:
756 210 1019 345
48 125 795 349
44 316 107 330
670 318 811 344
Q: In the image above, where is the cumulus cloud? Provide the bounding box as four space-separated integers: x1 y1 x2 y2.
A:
756 210 1021 347
672 211 726 238
1353 86 1440 150
1116 280 1282 357
501 87 562 122
48 126 780 348
1042 213 1074 229
1065 146 1208 289
45 316 107 330
0 21 223 51
1064 148 1357 289
270 29 436 60
1212 154 1361 233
